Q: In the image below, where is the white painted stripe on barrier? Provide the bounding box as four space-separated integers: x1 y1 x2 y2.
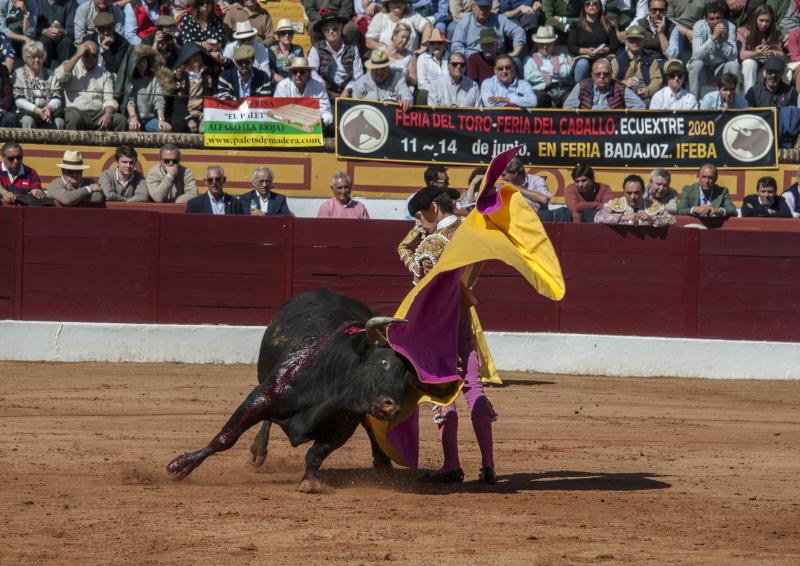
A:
0 320 795 379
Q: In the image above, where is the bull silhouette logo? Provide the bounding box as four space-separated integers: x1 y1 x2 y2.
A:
338 105 389 154
722 114 774 163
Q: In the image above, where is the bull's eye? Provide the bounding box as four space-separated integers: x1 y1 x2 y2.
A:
380 359 391 370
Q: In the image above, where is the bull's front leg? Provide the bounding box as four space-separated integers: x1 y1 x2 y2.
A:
167 383 274 480
298 414 361 493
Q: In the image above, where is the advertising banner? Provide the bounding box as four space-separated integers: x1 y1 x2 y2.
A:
204 97 323 147
335 99 777 169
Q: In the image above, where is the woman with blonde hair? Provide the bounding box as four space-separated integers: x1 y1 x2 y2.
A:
124 44 173 132
268 19 304 82
13 40 63 130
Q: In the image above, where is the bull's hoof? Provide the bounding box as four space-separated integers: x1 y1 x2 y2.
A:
166 453 198 480
297 477 329 494
249 449 268 468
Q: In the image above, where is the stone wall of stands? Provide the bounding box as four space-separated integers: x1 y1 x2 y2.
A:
1 205 799 342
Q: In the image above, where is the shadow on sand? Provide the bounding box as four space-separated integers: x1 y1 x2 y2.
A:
316 468 671 494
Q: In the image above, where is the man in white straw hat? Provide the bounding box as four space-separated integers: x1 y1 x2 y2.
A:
47 150 105 207
523 25 571 107
274 57 333 133
222 20 272 74
350 50 413 111
223 0 274 45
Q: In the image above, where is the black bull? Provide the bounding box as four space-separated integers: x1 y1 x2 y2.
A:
166 289 414 491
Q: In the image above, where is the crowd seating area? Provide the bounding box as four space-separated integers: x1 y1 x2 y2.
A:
2 0 800 137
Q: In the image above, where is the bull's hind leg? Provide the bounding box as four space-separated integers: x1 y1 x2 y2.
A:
167 383 274 480
249 421 272 468
297 414 361 493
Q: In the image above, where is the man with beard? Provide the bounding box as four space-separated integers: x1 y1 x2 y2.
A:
745 56 798 108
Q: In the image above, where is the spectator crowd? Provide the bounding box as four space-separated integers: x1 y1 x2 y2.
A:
2 0 800 132
1 141 798 219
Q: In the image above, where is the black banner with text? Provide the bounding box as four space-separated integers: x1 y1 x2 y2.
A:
335 99 777 169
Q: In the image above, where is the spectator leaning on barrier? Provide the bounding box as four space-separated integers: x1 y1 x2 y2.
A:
649 58 697 109
741 175 793 218
745 56 798 108
146 143 199 204
677 163 737 218
523 25 571 108
0 141 44 205
428 51 481 106
274 57 333 134
698 72 748 109
595 174 676 227
452 0 526 59
466 27 500 85
686 2 740 102
13 40 64 129
563 58 646 108
501 156 572 223
100 145 148 202
217 44 273 100
564 163 612 222
781 167 800 218
646 167 679 214
55 40 126 132
186 165 247 216
351 50 414 111
307 10 363 102
610 24 663 103
481 53 538 107
48 150 105 207
317 171 370 219
238 166 293 216
35 0 76 69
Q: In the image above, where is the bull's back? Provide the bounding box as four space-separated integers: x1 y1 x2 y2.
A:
256 289 375 384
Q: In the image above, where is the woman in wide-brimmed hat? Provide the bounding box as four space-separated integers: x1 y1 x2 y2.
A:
365 0 431 53
410 27 450 104
169 42 219 133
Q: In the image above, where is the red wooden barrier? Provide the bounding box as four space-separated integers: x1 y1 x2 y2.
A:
2 206 800 344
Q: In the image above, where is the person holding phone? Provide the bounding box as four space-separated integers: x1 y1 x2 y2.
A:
567 0 618 82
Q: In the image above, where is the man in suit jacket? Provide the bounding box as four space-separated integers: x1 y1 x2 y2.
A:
677 163 737 217
216 44 273 100
238 166 292 216
185 165 246 215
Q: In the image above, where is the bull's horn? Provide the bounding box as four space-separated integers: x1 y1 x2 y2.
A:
365 316 407 345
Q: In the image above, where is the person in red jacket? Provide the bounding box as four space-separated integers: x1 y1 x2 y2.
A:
564 163 613 222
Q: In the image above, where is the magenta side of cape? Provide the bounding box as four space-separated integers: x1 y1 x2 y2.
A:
476 145 522 214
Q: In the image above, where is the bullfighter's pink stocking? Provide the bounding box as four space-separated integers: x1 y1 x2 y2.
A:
437 406 460 471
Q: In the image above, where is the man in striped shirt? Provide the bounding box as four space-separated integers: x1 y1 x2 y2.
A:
0 142 43 205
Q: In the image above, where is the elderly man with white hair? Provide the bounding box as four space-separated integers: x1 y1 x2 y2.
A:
317 172 370 219
238 166 292 216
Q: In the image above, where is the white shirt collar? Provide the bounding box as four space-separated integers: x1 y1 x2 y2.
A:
436 214 459 230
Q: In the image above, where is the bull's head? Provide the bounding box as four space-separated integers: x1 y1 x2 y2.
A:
351 317 412 421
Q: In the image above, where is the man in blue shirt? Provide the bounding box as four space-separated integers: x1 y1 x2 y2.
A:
451 0 526 58
480 53 538 106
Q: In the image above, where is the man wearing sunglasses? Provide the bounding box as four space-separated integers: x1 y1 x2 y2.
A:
222 21 272 75
563 57 646 108
631 0 676 59
274 57 333 133
186 165 247 215
0 142 43 205
54 40 126 131
218 44 273 99
308 10 363 102
146 143 199 204
428 52 481 107
481 53 538 107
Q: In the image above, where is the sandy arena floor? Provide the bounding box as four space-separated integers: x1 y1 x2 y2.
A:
1 362 799 565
